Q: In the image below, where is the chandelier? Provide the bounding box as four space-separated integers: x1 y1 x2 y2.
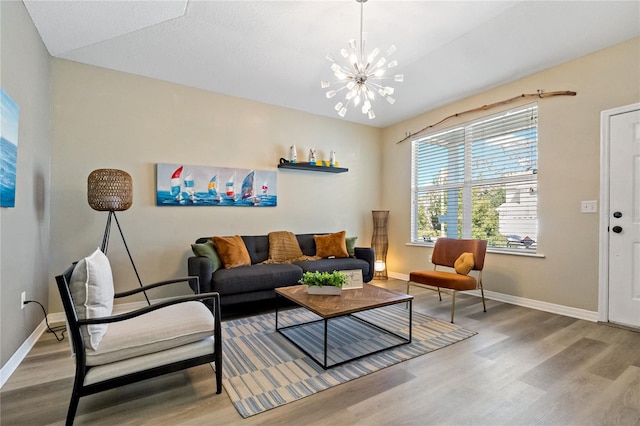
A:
321 0 403 120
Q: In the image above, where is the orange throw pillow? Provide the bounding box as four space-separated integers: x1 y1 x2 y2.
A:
213 235 251 268
314 231 349 259
454 252 475 275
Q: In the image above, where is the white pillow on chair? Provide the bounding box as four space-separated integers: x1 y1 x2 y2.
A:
70 248 115 350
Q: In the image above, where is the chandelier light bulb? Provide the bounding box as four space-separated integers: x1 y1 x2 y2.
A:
335 70 347 80
320 0 402 120
367 47 380 63
367 90 375 101
374 57 386 68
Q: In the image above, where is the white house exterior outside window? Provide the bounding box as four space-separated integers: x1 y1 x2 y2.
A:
411 103 538 251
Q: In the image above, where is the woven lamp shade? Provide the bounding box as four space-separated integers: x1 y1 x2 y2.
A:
87 169 133 211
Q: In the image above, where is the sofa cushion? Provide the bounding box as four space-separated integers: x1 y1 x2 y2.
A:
213 235 251 268
293 258 370 277
86 301 215 366
69 248 114 351
296 234 317 256
212 263 303 295
241 235 270 264
268 231 303 262
191 241 222 272
314 231 349 258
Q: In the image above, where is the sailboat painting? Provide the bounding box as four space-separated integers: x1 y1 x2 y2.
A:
156 163 277 207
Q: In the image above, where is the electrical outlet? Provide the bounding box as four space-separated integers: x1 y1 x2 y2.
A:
21 291 26 309
581 200 598 213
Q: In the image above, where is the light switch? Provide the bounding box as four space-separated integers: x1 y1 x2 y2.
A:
581 200 598 213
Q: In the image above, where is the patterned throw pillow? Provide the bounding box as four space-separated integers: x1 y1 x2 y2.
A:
213 235 251 268
268 231 304 262
314 231 349 259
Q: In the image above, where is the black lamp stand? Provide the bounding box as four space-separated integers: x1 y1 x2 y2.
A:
101 210 149 305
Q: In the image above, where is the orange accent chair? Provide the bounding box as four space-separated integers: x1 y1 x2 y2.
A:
407 238 487 323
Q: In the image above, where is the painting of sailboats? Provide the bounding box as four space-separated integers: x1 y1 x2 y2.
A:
156 163 277 207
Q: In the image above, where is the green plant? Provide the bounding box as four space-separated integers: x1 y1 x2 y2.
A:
299 271 347 288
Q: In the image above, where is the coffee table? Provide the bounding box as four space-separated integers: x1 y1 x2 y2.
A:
275 284 413 369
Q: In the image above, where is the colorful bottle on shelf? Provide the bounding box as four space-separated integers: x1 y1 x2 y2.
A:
289 145 297 163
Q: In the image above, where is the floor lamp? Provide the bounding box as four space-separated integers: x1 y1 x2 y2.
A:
371 210 389 279
87 169 149 305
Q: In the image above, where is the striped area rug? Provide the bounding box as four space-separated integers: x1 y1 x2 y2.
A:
221 305 476 418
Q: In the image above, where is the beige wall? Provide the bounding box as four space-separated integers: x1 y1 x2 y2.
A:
382 37 640 312
48 59 382 312
0 1 52 367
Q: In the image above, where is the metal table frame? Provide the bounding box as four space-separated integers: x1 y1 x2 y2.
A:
275 297 412 369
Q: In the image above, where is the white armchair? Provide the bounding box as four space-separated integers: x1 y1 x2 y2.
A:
55 249 222 425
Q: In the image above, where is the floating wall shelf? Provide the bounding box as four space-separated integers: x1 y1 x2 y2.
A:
277 162 348 173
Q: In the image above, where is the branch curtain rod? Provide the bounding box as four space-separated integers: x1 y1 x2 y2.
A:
396 90 577 144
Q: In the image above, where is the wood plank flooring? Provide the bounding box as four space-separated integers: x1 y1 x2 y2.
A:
2 279 639 425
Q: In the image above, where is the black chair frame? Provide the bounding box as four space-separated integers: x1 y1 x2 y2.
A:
56 263 222 426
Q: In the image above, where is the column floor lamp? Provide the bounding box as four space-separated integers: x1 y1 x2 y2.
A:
88 169 149 305
372 210 389 279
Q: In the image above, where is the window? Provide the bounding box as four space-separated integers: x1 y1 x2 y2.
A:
411 103 538 251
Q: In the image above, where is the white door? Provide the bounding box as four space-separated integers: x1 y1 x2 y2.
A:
607 107 640 327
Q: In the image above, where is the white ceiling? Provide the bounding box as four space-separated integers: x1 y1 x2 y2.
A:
23 0 640 128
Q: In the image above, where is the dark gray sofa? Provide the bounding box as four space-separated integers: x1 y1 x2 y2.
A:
188 234 374 306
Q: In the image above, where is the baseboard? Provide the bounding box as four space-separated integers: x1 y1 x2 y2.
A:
0 318 48 388
0 300 146 389
389 271 599 322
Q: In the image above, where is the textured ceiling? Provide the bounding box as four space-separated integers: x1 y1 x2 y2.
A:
23 0 640 128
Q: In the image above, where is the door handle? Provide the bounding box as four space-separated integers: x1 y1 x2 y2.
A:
613 211 622 218
612 226 623 233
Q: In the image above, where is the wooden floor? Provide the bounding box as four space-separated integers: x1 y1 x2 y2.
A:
2 279 639 425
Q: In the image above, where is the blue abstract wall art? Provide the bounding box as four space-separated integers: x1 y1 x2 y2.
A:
1 88 19 208
156 163 277 207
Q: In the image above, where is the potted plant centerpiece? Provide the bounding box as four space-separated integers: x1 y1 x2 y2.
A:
300 271 347 295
